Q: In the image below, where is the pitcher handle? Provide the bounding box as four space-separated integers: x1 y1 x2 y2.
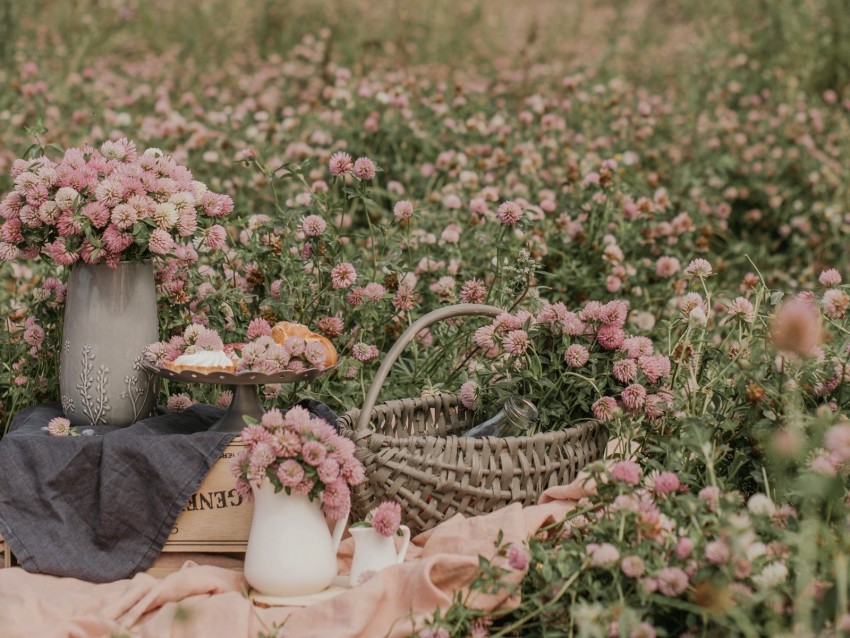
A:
396 525 411 564
331 512 348 553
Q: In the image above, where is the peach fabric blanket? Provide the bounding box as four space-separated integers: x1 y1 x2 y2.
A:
0 476 595 638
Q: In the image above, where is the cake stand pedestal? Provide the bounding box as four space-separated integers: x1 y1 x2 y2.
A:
143 363 336 432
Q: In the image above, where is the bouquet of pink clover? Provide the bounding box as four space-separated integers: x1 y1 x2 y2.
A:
0 138 233 266
459 299 673 431
230 406 365 520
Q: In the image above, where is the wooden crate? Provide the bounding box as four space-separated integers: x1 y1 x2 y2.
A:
162 437 253 553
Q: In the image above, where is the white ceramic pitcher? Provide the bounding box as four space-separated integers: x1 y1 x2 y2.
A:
349 524 411 586
244 481 347 597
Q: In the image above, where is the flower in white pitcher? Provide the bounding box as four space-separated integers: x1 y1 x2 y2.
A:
370 501 402 537
231 406 366 521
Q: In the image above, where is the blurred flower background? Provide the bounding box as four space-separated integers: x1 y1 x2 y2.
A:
2 0 850 635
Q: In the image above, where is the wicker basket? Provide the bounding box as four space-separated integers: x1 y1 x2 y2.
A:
338 304 609 534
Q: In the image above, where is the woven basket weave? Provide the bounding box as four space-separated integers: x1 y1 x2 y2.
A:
337 304 609 534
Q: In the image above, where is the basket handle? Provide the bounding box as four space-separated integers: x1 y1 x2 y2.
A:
356 303 504 432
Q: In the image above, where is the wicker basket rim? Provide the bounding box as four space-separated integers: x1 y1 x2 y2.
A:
338 392 604 444
352 422 604 446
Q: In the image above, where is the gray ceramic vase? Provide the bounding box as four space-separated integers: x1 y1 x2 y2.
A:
59 261 158 427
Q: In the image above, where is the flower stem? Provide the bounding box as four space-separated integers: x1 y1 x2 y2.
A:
490 564 584 637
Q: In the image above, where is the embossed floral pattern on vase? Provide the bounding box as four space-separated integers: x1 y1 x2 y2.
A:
60 261 158 427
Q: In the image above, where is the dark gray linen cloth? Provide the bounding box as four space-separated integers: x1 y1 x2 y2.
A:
0 402 233 583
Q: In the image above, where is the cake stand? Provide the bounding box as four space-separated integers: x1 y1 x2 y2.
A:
142 363 337 432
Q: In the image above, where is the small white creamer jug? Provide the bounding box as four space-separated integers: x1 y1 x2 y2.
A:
349 524 411 586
